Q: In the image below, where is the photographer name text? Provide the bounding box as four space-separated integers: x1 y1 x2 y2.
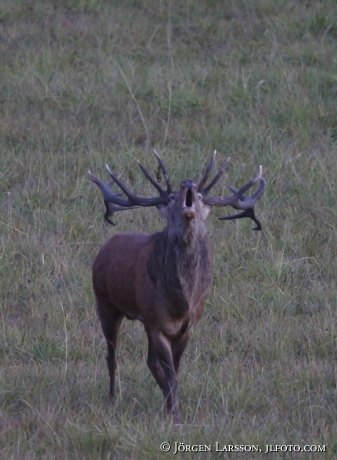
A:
159 442 327 455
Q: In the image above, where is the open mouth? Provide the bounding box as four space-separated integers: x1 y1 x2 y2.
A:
182 188 196 219
185 189 193 207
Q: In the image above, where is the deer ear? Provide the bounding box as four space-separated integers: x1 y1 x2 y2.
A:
157 205 169 220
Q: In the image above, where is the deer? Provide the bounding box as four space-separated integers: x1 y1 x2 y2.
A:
88 150 266 424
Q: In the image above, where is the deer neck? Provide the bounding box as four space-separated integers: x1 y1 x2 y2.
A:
147 223 212 314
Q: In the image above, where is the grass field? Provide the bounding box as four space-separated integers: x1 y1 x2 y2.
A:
1 0 337 458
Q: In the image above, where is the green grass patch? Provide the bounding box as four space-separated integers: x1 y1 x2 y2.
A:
1 0 337 458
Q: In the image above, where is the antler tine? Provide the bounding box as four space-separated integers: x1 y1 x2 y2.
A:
106 177 129 197
103 202 140 226
225 171 266 205
137 160 166 196
88 170 132 207
204 165 263 205
219 208 263 231
240 165 263 196
198 150 217 191
202 156 231 194
153 149 173 193
231 177 266 212
105 164 168 207
105 164 137 199
223 165 263 205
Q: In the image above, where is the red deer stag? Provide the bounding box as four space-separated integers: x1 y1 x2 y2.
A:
88 150 266 424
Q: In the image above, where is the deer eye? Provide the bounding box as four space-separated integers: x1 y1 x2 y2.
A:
198 193 204 203
168 195 175 203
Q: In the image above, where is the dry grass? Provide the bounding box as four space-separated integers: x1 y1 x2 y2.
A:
1 0 337 458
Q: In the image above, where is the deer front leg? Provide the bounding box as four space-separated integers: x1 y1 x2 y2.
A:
146 329 180 424
97 305 124 401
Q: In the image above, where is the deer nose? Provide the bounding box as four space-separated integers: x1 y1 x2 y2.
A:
180 179 196 190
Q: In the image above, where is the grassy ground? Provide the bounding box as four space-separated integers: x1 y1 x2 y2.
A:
1 0 337 458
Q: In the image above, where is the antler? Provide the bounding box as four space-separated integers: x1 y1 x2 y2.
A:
88 151 172 225
198 154 266 230
89 150 266 229
87 173 138 225
218 169 266 230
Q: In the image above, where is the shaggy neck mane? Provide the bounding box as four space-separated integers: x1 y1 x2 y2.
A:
147 222 212 315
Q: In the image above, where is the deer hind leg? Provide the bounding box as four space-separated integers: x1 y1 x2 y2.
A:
97 303 124 401
146 329 180 424
171 331 190 374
